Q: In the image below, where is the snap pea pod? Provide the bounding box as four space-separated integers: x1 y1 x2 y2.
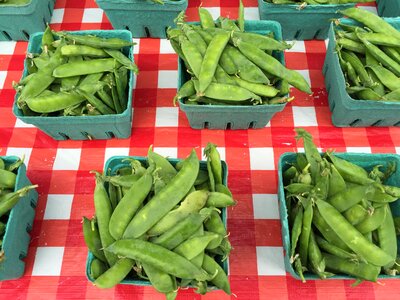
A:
56 32 134 49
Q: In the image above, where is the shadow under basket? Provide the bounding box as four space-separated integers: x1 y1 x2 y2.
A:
0 156 38 281
257 0 354 40
95 0 188 38
278 152 400 281
323 18 400 127
13 30 135 140
0 0 55 41
86 155 229 289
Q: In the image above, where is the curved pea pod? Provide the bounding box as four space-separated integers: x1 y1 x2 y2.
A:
206 192 236 207
204 143 222 185
294 256 306 283
328 163 346 198
180 36 203 78
299 200 313 267
109 171 153 240
56 32 134 49
113 67 128 111
92 173 118 267
316 199 394 267
341 50 374 87
285 183 313 196
315 235 358 261
324 253 380 282
232 31 291 51
104 49 138 74
150 208 214 250
215 183 232 197
343 204 369 226
194 169 209 186
308 230 334 280
90 258 108 280
106 239 212 281
174 79 195 106
336 37 366 54
0 185 38 218
290 204 303 261
368 188 398 203
193 80 261 103
199 7 215 29
94 258 134 289
328 184 375 213
235 39 311 94
173 233 220 260
202 254 231 295
232 77 280 98
383 185 400 198
147 190 208 237
77 88 115 115
383 88 400 102
53 58 118 78
104 172 144 188
123 150 199 239
0 169 16 189
61 45 108 57
82 217 107 263
142 262 177 294
148 146 177 183
340 8 400 41
377 204 397 271
204 210 226 235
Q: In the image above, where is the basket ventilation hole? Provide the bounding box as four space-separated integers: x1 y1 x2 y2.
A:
313 29 322 40
43 17 47 28
48 1 52 14
30 199 37 209
106 131 115 139
26 223 33 233
248 121 256 129
294 30 302 40
125 26 130 31
1 31 12 41
22 30 30 40
394 121 400 127
164 27 169 37
203 122 209 129
349 119 361 127
371 120 383 127
81 132 93 140
330 102 335 112
323 64 328 76
19 251 27 260
226 122 232 130
58 132 70 140
144 27 151 38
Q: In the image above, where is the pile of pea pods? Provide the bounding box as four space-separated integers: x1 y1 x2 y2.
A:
283 128 400 283
13 26 138 117
168 3 312 107
335 8 400 101
264 0 372 4
83 144 235 299
0 157 37 262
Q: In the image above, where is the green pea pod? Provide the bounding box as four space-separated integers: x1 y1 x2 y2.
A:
206 156 216 192
206 192 236 207
94 258 134 288
182 24 207 56
290 204 303 260
204 210 226 236
42 25 54 52
61 45 108 57
215 183 232 197
315 235 358 261
202 254 231 295
194 169 209 186
77 88 115 115
343 204 369 226
104 49 138 74
377 204 397 271
90 258 108 280
316 199 394 267
308 230 334 280
82 217 107 263
232 31 291 51
53 58 118 78
0 185 37 218
147 190 208 237
142 262 177 294
283 165 299 185
106 239 212 281
341 50 374 87
328 163 346 197
61 56 82 90
174 79 195 105
336 37 366 54
199 7 215 29
328 184 375 213
6 155 24 173
113 67 127 111
56 32 134 49
123 150 199 239
180 36 203 78
238 0 244 32
204 143 222 184
198 32 231 95
148 146 177 183
233 76 280 98
173 233 219 260
323 253 380 282
299 199 313 267
294 256 306 283
354 204 387 235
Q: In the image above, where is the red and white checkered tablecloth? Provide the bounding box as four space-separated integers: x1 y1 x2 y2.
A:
1 0 400 299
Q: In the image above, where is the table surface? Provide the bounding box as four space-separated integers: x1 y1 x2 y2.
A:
1 0 400 299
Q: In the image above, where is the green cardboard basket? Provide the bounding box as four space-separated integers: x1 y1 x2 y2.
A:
257 0 354 40
178 20 286 130
96 0 188 38
323 18 400 127
278 152 400 281
0 0 55 41
377 0 400 18
86 155 229 289
0 156 38 281
13 30 135 140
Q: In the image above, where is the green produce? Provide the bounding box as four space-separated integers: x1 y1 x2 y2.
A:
263 0 373 4
283 128 399 282
83 146 234 298
14 27 138 116
168 3 311 107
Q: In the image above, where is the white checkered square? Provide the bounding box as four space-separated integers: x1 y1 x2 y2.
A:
292 106 318 127
14 118 35 128
256 246 285 276
0 41 16 54
50 9 64 24
346 147 372 153
152 147 178 159
44 194 73 220
359 6 378 14
104 148 130 165
53 149 81 170
132 39 140 54
396 147 400 155
252 194 279 219
158 70 178 88
160 39 175 54
250 148 275 170
244 7 260 21
285 41 305 53
32 247 65 276
205 7 221 20
201 147 226 162
155 107 179 127
82 8 104 23
0 71 7 89
5 148 32 168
